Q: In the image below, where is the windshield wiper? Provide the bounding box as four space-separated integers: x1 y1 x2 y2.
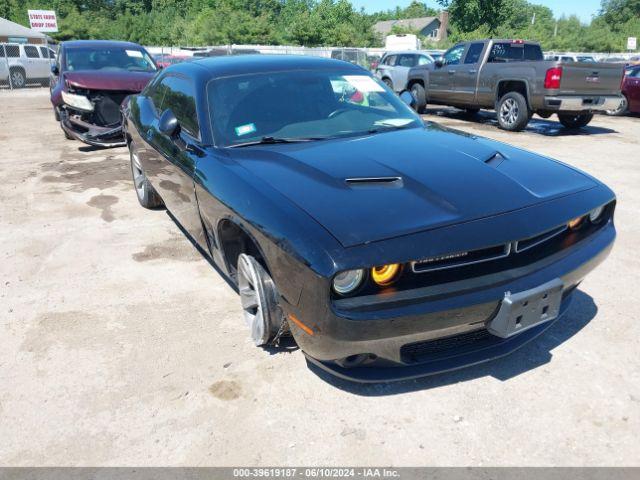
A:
229 136 326 148
367 123 415 135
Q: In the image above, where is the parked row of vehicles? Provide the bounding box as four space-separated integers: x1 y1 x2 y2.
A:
376 39 629 131
46 39 616 382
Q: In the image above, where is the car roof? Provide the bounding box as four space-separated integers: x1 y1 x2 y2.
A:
62 40 145 49
383 51 432 56
173 54 367 78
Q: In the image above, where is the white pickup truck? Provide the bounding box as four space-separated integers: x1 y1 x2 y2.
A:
1 43 56 88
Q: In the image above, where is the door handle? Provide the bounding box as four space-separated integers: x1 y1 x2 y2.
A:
468 69 478 74
448 70 455 75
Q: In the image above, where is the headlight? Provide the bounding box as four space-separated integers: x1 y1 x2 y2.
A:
371 264 401 286
61 91 94 111
333 269 364 295
589 206 605 223
568 216 584 230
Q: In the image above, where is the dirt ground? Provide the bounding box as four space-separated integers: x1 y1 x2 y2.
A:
1 88 638 466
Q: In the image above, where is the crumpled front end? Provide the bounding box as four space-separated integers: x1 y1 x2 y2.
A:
59 89 131 147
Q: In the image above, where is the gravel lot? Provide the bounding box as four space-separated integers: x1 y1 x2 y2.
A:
1 88 638 466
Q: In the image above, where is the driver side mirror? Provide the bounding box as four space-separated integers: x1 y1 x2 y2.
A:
399 90 417 109
51 65 59 75
158 109 179 137
434 59 444 68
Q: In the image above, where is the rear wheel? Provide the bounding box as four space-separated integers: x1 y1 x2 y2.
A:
237 253 284 346
410 83 427 114
496 92 531 131
605 96 628 116
558 113 594 129
382 77 393 90
129 147 164 209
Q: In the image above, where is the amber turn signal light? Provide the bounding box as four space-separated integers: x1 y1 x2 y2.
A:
371 264 401 286
568 216 584 230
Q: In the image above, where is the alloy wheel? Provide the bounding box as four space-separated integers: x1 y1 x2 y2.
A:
10 70 25 88
131 152 146 199
500 98 519 127
237 254 267 345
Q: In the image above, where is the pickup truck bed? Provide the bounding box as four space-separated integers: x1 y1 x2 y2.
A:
406 39 624 131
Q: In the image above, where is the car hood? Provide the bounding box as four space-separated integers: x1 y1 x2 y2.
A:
63 70 155 92
227 125 597 247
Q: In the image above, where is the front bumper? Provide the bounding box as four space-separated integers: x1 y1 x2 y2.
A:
288 221 615 383
542 95 624 112
60 108 126 148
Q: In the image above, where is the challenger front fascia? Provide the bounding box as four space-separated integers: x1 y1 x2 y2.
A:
276 185 615 382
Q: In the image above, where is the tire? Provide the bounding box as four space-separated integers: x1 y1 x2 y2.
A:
9 68 26 89
410 82 427 114
129 146 164 209
237 253 283 346
496 91 531 131
558 113 594 129
382 77 393 90
605 96 628 116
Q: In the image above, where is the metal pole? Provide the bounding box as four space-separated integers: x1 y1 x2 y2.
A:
4 43 13 90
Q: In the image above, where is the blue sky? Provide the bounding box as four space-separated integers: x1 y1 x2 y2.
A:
351 0 603 24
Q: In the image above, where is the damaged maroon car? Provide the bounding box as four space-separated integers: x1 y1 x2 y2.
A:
50 40 158 147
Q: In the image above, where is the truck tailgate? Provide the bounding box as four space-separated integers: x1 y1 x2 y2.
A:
558 62 624 95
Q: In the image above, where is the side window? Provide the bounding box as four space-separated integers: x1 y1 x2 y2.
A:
464 43 485 64
40 47 49 58
24 46 40 58
6 45 20 58
384 55 397 66
418 55 431 66
160 75 199 139
631 69 640 78
443 45 465 66
148 76 169 115
561 56 574 62
397 54 417 67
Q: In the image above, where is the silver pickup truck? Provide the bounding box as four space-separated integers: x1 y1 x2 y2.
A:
406 39 624 131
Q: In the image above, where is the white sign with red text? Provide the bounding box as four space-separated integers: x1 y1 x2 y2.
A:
27 10 58 33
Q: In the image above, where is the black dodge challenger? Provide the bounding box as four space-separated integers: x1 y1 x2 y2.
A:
122 55 616 382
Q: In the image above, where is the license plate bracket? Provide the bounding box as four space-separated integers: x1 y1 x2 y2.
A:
488 279 564 339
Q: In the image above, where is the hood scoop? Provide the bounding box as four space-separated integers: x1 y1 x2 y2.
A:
345 176 403 188
484 151 507 167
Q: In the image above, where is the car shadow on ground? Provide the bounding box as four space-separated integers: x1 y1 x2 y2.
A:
426 107 618 136
307 289 597 396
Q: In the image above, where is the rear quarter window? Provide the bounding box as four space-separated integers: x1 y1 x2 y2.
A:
24 46 40 58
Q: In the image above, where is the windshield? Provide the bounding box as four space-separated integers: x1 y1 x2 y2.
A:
65 47 157 72
207 70 422 147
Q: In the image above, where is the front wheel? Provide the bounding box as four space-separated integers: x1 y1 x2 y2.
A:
382 77 393 90
496 92 531 131
558 113 594 129
9 68 26 88
129 147 164 209
237 254 283 346
605 96 628 116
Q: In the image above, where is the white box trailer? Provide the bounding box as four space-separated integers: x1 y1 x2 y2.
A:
385 34 421 51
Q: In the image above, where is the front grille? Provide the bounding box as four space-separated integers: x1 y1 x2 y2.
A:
412 244 510 273
515 225 567 253
401 328 501 364
87 91 129 126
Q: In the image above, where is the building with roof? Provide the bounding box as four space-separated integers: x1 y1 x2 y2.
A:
373 11 449 42
0 17 48 44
